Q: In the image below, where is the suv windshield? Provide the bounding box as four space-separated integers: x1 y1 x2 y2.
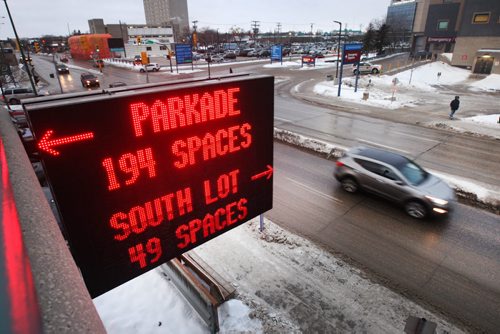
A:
395 160 428 186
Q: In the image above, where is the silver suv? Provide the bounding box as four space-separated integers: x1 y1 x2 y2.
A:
2 87 38 104
334 146 455 219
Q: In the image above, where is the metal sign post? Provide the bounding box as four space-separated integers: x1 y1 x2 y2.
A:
338 43 363 97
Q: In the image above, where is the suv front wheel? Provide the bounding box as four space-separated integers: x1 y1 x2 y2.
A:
404 200 428 219
371 68 379 74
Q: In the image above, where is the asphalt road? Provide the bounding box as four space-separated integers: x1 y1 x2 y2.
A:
269 141 500 333
272 96 500 190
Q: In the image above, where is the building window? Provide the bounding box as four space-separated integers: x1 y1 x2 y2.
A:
146 46 152 51
159 45 167 50
472 12 490 24
437 20 449 30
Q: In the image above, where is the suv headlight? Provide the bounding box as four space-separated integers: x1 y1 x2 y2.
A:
425 195 448 206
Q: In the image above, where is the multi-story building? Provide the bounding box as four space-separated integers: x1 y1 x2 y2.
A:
452 0 500 74
408 0 500 74
386 0 418 45
143 0 189 42
87 19 174 58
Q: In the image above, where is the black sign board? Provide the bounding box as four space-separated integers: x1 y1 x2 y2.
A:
24 76 274 297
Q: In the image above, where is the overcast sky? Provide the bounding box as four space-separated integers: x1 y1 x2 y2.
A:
0 0 390 39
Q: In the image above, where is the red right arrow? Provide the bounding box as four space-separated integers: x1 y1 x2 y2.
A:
251 165 273 181
38 130 94 156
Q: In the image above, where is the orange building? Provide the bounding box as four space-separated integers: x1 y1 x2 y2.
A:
68 34 112 60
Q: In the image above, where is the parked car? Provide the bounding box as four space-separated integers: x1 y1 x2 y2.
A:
257 49 271 58
1 87 39 104
334 146 455 219
239 48 255 56
60 55 69 63
80 73 100 88
208 54 224 63
108 82 127 88
247 49 259 57
56 63 69 74
223 52 237 60
353 62 382 75
192 52 203 60
139 63 160 72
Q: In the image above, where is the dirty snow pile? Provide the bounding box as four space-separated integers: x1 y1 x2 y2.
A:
94 218 465 333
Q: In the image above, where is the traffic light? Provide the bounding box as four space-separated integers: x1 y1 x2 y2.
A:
136 36 141 45
34 42 40 53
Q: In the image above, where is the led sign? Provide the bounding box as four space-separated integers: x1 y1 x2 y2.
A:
24 76 274 297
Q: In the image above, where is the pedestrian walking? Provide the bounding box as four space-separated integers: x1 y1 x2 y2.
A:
449 96 460 119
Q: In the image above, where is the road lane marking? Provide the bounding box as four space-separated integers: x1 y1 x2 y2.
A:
355 138 410 154
392 131 439 143
286 177 343 204
275 116 293 122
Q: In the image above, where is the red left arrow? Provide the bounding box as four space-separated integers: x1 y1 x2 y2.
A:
38 130 95 156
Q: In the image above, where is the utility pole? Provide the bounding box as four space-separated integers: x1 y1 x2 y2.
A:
334 21 342 79
119 20 127 58
251 21 260 46
276 22 281 44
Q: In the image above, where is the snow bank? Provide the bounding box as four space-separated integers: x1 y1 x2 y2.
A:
469 74 500 92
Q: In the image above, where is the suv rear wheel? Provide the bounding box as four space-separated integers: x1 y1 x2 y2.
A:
9 98 20 104
405 200 428 219
371 68 379 74
353 69 359 75
340 177 359 193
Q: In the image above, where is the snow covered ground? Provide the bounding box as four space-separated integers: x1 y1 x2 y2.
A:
94 219 466 334
314 61 500 106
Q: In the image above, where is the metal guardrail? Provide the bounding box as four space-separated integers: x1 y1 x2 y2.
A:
161 257 221 334
0 109 105 333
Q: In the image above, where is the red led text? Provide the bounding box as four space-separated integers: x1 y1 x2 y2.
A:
172 123 252 168
110 187 193 241
130 87 241 137
204 169 239 205
128 237 162 268
102 147 157 191
176 198 248 249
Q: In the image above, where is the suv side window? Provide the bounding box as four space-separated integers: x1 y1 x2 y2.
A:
355 158 400 181
381 168 399 181
355 159 384 175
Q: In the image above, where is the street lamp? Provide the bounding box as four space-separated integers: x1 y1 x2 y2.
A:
334 20 342 79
